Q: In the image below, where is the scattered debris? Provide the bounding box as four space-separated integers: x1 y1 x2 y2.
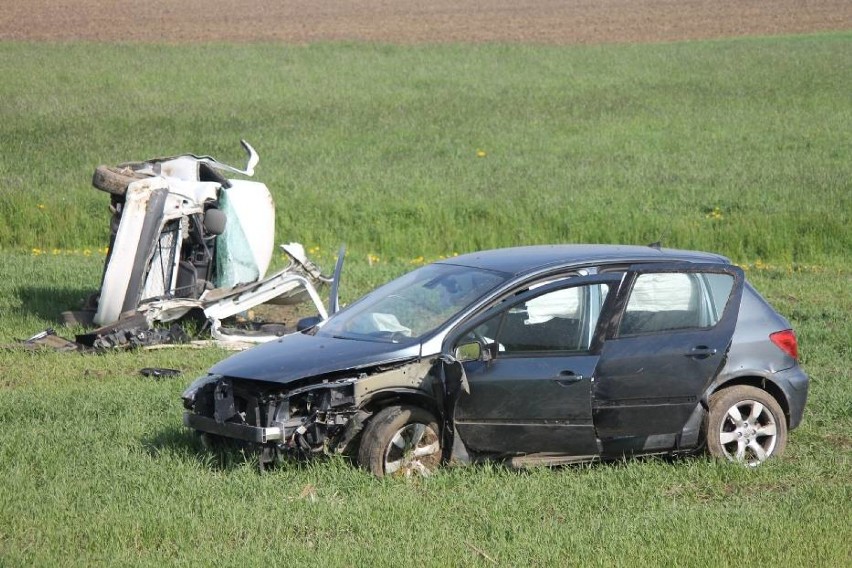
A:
18 329 79 352
140 368 182 379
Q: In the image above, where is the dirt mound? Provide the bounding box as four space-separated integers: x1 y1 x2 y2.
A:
2 0 849 44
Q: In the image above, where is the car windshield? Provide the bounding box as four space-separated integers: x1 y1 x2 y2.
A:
318 263 509 343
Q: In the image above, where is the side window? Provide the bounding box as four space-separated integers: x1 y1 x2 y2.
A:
471 283 610 355
618 272 734 335
703 272 735 322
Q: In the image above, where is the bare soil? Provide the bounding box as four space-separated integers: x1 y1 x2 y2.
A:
1 0 849 44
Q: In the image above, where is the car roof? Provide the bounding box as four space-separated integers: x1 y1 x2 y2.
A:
435 244 729 276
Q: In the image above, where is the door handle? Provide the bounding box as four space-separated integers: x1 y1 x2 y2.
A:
553 370 584 386
686 346 718 359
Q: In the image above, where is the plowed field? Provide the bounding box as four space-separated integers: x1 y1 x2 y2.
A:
2 0 849 44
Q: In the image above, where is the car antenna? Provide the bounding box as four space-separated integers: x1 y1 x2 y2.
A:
647 231 668 250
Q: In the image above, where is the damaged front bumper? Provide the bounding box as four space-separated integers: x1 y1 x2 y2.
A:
182 374 363 459
183 412 284 443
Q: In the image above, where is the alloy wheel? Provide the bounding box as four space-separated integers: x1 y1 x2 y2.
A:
718 399 778 466
383 422 441 476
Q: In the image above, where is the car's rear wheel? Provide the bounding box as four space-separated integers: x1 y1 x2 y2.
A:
358 405 441 477
706 385 787 466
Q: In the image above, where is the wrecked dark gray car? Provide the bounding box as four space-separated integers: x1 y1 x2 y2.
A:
182 245 808 476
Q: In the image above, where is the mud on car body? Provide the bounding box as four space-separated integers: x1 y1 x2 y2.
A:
182 244 809 476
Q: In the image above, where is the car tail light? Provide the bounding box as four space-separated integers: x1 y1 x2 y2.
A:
770 329 798 360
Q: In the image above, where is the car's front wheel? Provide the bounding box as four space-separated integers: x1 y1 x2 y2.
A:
358 405 441 477
706 385 787 466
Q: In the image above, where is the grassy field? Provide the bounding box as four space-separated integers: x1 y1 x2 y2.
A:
0 253 849 566
0 34 850 566
1 35 850 264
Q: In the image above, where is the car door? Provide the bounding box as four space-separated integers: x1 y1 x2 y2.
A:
448 274 621 456
592 263 744 454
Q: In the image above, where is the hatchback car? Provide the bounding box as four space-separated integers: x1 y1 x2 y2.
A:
182 245 808 475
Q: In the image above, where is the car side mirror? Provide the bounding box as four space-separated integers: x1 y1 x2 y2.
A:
297 315 322 331
454 340 493 363
454 340 481 362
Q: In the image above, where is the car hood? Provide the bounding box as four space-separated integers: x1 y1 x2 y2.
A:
209 331 422 384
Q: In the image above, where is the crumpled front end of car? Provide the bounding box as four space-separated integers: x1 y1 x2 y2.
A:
181 355 441 469
181 374 366 464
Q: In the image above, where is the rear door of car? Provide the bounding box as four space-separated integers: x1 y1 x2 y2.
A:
592 263 744 453
449 274 621 456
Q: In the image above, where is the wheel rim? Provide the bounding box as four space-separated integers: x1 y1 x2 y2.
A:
383 422 440 477
718 399 778 466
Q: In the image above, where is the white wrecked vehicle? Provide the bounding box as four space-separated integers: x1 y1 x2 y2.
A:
75 140 334 345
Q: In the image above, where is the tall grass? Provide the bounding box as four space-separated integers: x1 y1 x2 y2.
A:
1 34 850 264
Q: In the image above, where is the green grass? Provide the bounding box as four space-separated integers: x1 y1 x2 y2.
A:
0 244 849 567
1 34 850 265
0 33 850 566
